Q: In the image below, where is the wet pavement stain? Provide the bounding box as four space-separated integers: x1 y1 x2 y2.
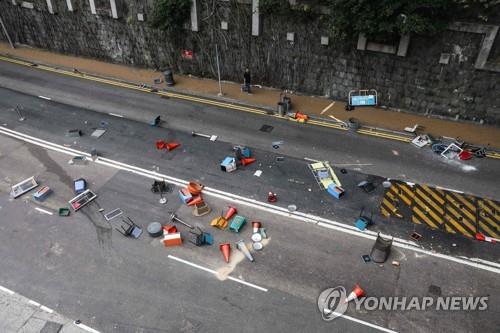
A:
27 145 73 189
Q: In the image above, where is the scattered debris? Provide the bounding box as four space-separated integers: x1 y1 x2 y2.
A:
272 141 284 149
10 176 38 198
220 243 231 263
69 156 87 165
163 232 182 247
154 78 163 84
458 150 473 160
73 178 87 194
345 284 365 303
327 183 345 199
411 135 431 148
229 215 246 233
192 131 218 142
267 192 277 203
66 129 82 137
192 201 211 216
475 232 498 243
362 255 371 263
220 156 237 172
254 170 262 177
441 143 463 159
104 208 123 221
151 116 161 127
288 204 297 212
170 213 194 229
116 217 142 239
211 216 228 229
410 232 422 241
370 233 392 263
33 186 52 201
391 260 400 267
151 180 170 193
276 156 285 162
404 124 421 133
236 240 254 262
357 180 376 193
147 222 163 237
90 148 98 161
69 189 97 211
253 242 263 251
355 209 373 231
58 208 70 216
91 128 106 138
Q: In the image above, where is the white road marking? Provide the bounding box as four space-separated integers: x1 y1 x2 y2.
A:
168 255 268 292
1 126 499 274
0 285 15 295
304 157 321 162
108 112 123 118
324 310 398 333
320 102 335 114
28 300 41 307
38 95 52 100
436 186 464 194
74 322 101 333
40 305 54 313
35 207 53 215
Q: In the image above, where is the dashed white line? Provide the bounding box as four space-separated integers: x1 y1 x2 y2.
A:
168 255 268 292
324 310 398 333
40 305 54 313
28 300 41 307
35 207 53 215
108 112 123 118
1 126 499 275
74 321 101 333
38 95 52 100
0 285 15 295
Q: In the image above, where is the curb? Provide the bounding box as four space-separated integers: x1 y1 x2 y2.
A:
0 53 499 159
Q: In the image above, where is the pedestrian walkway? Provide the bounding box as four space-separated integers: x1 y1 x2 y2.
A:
0 42 498 148
0 285 98 333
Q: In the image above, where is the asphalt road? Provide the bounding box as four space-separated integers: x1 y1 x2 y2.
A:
0 134 498 333
0 60 499 200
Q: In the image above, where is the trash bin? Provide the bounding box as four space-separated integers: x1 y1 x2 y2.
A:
163 68 175 86
277 102 285 116
347 117 360 131
282 96 292 112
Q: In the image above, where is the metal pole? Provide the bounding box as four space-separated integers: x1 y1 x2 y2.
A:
215 44 223 96
0 15 15 49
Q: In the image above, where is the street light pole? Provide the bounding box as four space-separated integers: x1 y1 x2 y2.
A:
215 44 223 96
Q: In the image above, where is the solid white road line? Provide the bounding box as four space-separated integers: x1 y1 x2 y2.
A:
108 112 124 118
40 305 54 313
27 300 41 307
320 102 335 115
0 285 15 295
35 207 53 215
38 95 52 100
168 255 268 292
324 310 398 333
74 322 101 333
1 126 499 274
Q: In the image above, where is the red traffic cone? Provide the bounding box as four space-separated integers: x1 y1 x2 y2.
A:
220 243 231 263
345 284 365 303
156 140 166 150
187 195 203 206
224 206 237 220
241 158 256 166
252 221 262 233
475 232 497 243
166 142 180 151
267 192 277 203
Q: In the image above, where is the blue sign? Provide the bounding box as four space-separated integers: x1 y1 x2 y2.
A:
351 95 376 106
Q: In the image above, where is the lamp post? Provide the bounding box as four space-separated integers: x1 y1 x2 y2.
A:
215 44 223 96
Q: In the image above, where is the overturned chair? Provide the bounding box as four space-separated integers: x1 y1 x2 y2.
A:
370 233 393 263
116 217 143 239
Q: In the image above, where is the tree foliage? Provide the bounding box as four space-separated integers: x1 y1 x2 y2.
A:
150 0 192 32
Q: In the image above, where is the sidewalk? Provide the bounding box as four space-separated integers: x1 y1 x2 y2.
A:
1 42 499 148
0 286 97 333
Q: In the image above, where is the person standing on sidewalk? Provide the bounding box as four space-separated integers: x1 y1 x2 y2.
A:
243 68 251 94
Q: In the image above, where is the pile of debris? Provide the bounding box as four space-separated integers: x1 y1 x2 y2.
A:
220 145 256 173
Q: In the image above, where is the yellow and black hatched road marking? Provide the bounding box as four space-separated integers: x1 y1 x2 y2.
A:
380 181 413 219
477 199 500 239
443 191 477 238
380 181 500 239
412 184 445 230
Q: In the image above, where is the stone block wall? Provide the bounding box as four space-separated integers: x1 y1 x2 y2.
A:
0 0 499 124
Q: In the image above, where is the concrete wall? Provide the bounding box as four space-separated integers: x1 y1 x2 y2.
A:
0 0 499 124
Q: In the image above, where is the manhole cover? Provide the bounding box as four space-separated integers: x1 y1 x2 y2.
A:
259 124 274 133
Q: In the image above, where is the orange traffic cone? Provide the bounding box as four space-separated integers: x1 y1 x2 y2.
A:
345 284 365 303
220 243 231 263
187 195 203 206
224 206 237 220
156 140 166 150
166 142 180 151
241 158 256 166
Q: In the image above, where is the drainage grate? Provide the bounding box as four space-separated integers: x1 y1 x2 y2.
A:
259 125 274 133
